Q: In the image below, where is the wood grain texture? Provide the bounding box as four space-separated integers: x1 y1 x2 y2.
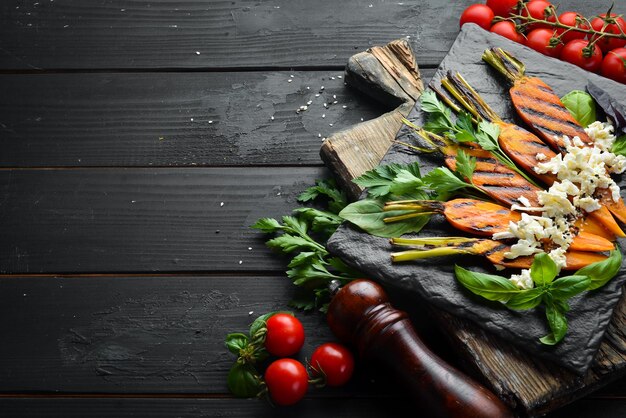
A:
0 275 444 395
0 71 393 167
0 167 331 273
0 1 601 71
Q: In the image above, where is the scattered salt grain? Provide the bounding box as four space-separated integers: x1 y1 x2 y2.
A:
337 75 343 79
270 116 274 120
329 123 333 127
331 77 335 80
220 202 224 207
342 105 347 109
322 114 326 118
307 100 312 105
333 100 338 104
333 95 337 99
248 247 252 251
195 51 201 55
320 86 325 90
248 311 254 315
190 118 194 121
239 260 243 265
318 133 322 138
288 79 292 83
315 94 320 97
360 118 364 121
209 120 213 124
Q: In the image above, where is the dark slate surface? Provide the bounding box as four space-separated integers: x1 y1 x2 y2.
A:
328 24 626 374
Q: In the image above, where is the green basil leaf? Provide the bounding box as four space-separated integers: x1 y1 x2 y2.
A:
575 248 622 290
249 311 289 338
339 199 429 238
612 135 626 157
539 298 568 345
530 253 558 286
455 265 521 303
549 275 591 299
505 288 544 310
225 333 249 355
561 90 597 127
227 362 262 398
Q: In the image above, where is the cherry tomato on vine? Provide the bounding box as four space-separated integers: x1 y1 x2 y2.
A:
601 48 626 84
590 14 626 53
556 12 590 44
486 0 518 18
264 359 309 406
560 39 603 73
490 21 526 45
264 313 305 357
521 0 556 31
310 343 355 387
526 28 563 58
459 4 495 31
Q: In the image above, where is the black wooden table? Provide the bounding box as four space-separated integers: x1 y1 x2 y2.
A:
1 1 625 416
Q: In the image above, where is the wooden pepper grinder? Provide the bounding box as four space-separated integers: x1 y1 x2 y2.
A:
327 279 513 418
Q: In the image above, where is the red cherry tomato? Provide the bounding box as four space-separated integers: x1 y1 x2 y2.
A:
264 313 305 357
560 39 603 73
459 4 495 31
486 0 518 18
556 12 590 44
310 343 355 387
601 48 626 83
264 359 309 406
591 14 626 53
490 21 526 45
526 28 563 58
521 0 557 31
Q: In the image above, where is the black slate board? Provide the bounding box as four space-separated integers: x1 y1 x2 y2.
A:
328 24 626 374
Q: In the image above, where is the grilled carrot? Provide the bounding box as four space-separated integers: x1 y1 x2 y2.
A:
440 71 625 238
384 198 614 252
483 47 626 227
410 127 543 207
390 237 608 270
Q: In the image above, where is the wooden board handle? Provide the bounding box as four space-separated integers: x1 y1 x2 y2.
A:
327 280 513 418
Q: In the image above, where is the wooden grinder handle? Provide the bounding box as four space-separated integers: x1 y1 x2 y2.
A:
327 280 513 418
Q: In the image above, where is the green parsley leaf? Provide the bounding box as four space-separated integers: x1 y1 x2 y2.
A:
455 149 476 184
420 90 455 133
575 248 622 290
297 179 348 214
250 217 282 233
266 233 319 254
353 162 424 199
454 265 522 303
474 121 500 151
423 167 473 200
530 253 558 286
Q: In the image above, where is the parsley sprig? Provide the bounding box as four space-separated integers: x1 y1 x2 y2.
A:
252 179 360 312
417 90 539 187
455 251 622 345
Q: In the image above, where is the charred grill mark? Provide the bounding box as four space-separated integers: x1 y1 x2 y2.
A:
534 84 555 95
512 90 566 112
451 201 474 208
474 156 499 164
473 224 495 232
518 107 584 132
473 170 516 178
496 210 510 214
481 184 533 192
485 243 508 256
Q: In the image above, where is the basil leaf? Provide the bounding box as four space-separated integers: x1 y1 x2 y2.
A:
587 81 626 136
249 311 287 338
339 199 429 238
505 288 544 310
575 248 622 290
549 275 591 299
561 90 596 127
539 297 568 345
225 333 249 355
227 362 262 398
455 265 521 303
612 135 626 157
530 253 558 286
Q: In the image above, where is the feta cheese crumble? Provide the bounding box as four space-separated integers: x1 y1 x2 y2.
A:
493 121 624 276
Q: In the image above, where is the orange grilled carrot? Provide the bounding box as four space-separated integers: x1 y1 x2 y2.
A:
390 237 608 270
410 128 543 207
440 71 625 238
384 198 614 252
483 47 626 227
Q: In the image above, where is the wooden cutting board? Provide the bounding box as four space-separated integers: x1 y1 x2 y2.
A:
320 38 626 417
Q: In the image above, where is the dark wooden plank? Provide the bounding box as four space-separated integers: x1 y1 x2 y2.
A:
0 398 416 418
0 275 441 395
0 71 398 167
0 1 601 70
0 397 625 417
0 167 330 274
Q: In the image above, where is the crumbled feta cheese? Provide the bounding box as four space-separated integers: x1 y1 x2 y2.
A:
585 121 616 151
509 269 533 290
573 196 601 213
536 153 547 161
518 196 531 207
